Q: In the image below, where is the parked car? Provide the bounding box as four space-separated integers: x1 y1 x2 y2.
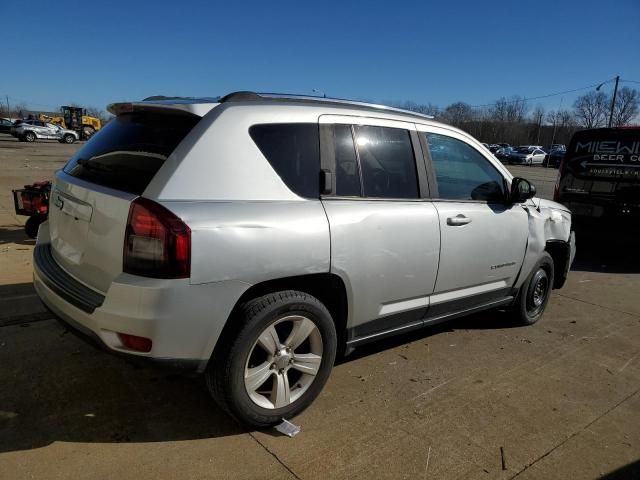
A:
0 118 14 134
12 121 79 143
546 144 566 153
10 119 31 136
543 149 565 167
509 147 546 165
555 126 640 227
33 92 575 427
495 146 514 162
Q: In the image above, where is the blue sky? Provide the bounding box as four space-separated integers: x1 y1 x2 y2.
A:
1 0 639 114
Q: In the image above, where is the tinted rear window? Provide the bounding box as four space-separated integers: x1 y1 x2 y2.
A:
63 112 199 195
249 123 320 198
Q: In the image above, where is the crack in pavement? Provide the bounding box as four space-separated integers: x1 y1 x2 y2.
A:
507 387 640 479
248 431 302 480
556 292 640 319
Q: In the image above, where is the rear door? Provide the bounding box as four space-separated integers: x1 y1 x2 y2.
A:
417 126 528 315
48 111 201 293
32 121 47 138
43 123 59 139
319 115 441 341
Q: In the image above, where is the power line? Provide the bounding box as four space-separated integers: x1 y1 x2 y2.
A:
469 79 614 109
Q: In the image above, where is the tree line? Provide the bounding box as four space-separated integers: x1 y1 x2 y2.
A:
393 87 639 146
3 88 638 147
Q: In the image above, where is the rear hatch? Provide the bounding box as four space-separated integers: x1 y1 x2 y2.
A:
559 127 640 216
49 110 202 293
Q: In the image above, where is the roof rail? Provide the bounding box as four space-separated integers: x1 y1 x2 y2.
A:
219 91 435 120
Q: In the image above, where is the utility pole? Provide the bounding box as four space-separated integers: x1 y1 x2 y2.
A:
5 95 9 117
608 75 620 128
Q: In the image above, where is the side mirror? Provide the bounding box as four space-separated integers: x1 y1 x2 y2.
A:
510 177 536 203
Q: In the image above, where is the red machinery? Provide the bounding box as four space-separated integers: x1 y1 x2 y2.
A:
12 181 52 238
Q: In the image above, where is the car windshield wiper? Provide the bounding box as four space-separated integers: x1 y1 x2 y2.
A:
77 158 113 172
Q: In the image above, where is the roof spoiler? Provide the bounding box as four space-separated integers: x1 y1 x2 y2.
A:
107 101 218 117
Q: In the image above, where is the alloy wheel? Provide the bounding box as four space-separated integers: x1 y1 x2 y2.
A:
244 315 323 409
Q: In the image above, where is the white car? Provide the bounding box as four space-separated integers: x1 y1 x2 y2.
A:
509 146 546 165
13 120 79 144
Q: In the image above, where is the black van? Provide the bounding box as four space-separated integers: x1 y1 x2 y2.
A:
555 127 640 227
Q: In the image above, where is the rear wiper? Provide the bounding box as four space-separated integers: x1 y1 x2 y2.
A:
77 158 112 172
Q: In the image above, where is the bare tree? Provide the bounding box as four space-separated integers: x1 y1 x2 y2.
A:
573 91 608 128
530 105 545 144
84 106 111 124
505 95 528 123
440 102 474 128
611 87 639 127
391 100 440 117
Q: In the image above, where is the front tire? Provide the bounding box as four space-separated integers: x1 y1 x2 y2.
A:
63 134 75 144
512 253 554 325
206 290 337 428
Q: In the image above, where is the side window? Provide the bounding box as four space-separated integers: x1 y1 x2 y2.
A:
333 125 361 196
249 123 320 199
354 125 419 199
425 133 505 202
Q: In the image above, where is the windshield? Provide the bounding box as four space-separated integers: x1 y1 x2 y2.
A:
514 147 531 153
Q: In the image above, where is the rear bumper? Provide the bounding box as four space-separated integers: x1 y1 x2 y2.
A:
33 225 250 372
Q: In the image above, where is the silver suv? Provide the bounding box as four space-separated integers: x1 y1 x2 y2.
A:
33 92 576 427
13 120 79 143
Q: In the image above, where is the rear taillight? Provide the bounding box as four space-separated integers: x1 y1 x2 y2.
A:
123 198 191 278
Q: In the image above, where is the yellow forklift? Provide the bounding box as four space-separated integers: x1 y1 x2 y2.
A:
39 106 102 140
61 106 102 139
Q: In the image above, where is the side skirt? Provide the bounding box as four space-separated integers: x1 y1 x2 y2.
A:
346 295 515 349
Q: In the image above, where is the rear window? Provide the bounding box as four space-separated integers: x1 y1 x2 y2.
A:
249 123 320 198
63 112 199 195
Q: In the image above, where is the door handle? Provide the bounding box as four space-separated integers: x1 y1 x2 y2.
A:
447 214 472 226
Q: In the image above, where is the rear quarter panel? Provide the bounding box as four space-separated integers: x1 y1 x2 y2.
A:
164 200 331 285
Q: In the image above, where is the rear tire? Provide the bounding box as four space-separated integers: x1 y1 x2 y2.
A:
206 290 337 428
512 253 554 325
82 126 95 139
24 131 36 142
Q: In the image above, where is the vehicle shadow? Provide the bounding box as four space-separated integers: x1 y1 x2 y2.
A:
571 227 640 274
339 309 518 365
0 312 246 454
599 459 640 479
0 225 34 246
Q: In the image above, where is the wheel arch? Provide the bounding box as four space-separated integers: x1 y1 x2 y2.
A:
208 273 350 368
545 240 571 289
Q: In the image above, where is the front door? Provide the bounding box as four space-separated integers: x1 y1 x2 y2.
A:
419 128 529 315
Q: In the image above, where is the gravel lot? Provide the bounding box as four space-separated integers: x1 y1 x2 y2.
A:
1 135 639 480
